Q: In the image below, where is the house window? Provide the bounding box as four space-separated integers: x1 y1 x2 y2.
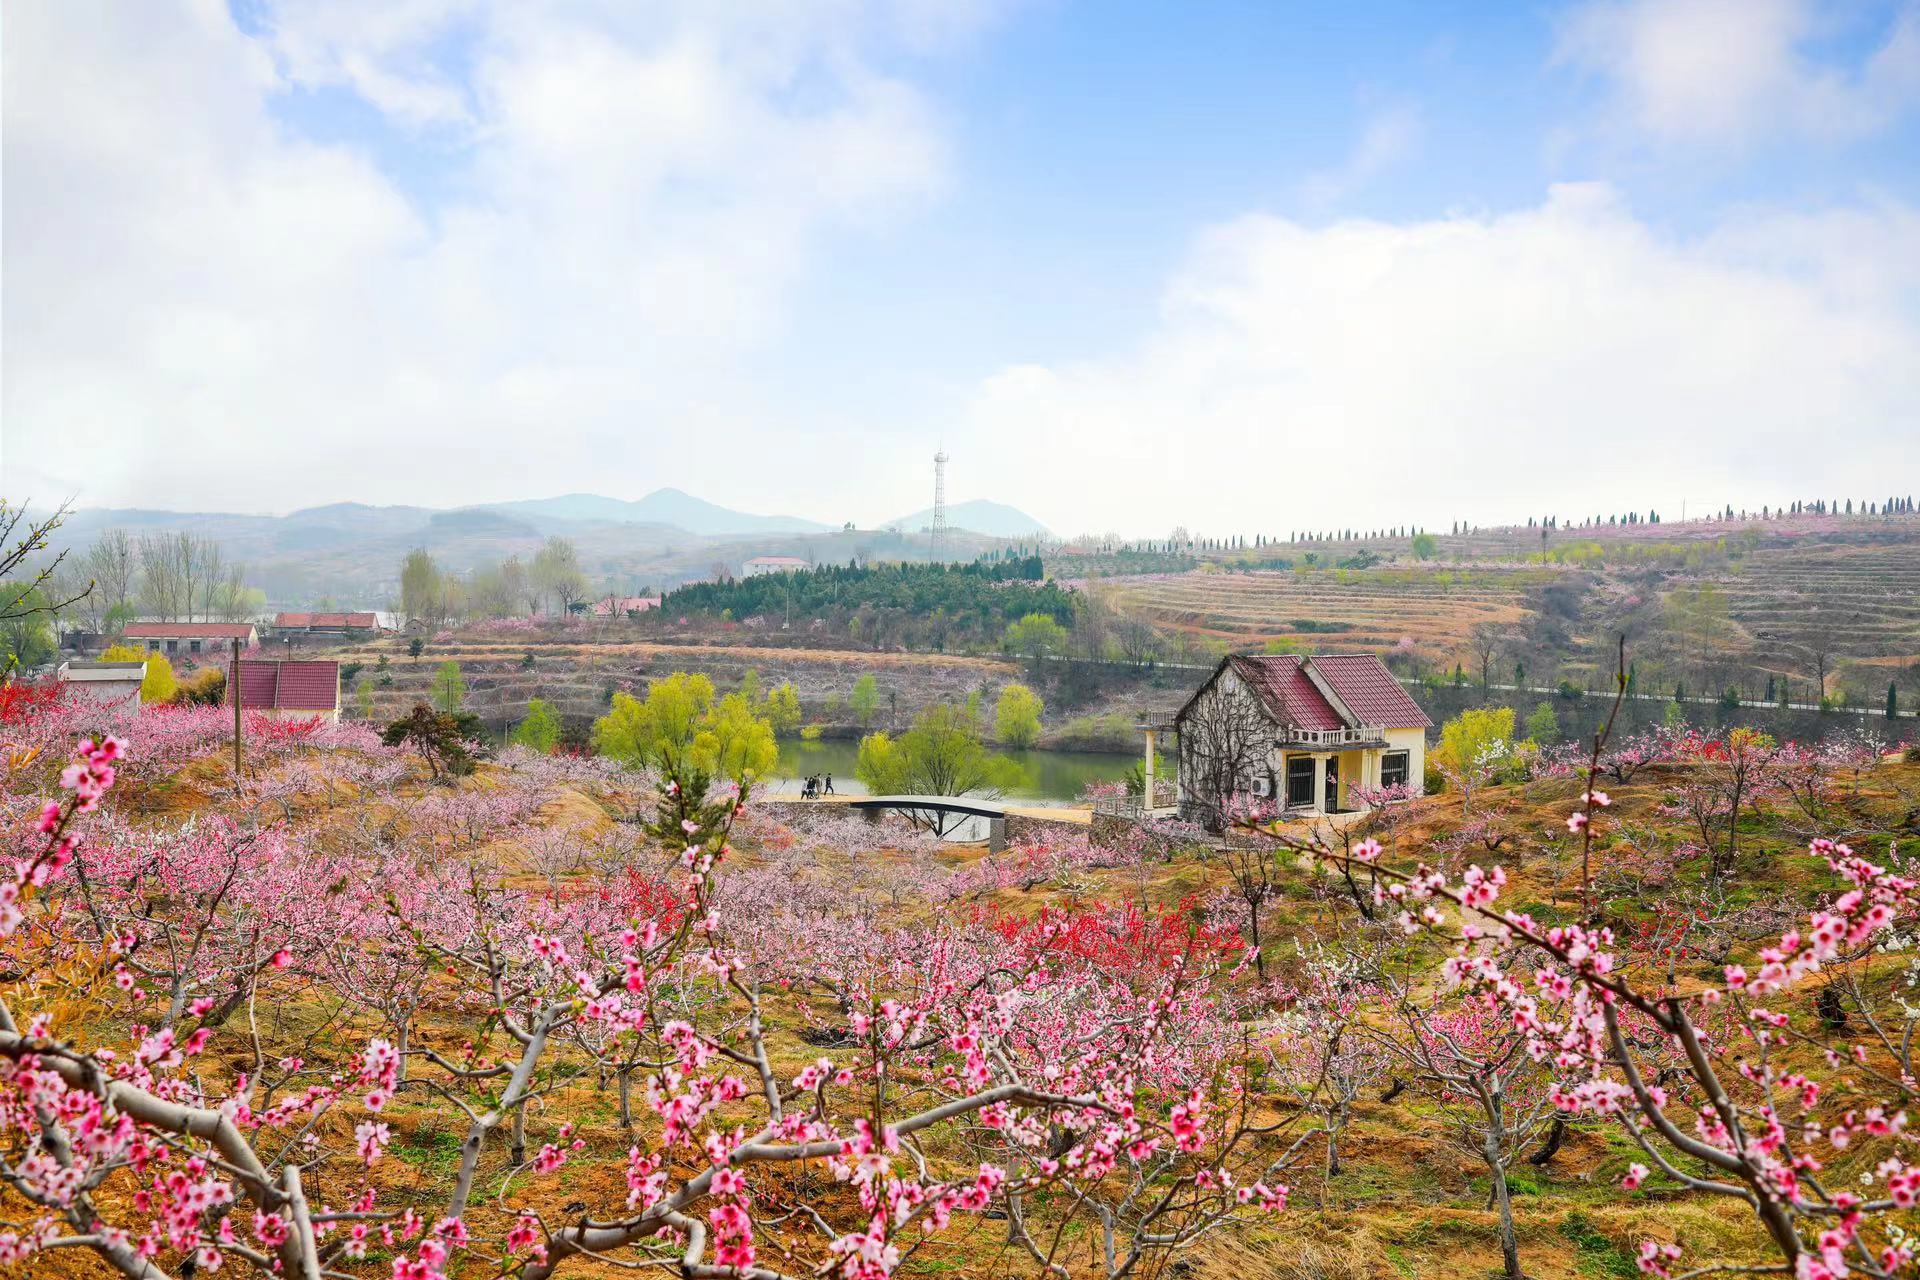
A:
166 640 178 654
1285 756 1316 808
190 640 202 654
1381 750 1410 791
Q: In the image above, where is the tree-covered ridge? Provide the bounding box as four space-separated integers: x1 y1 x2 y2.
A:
661 556 1072 646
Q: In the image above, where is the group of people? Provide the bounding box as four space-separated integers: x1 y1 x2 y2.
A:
800 773 835 799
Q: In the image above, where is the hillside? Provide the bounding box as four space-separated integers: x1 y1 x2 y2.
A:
1074 510 1920 712
10 693 1916 1280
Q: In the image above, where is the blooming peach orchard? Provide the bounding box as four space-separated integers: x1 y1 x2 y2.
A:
0 693 1301 1279
3 680 1918 1280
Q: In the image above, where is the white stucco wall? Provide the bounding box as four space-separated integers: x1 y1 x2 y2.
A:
1384 726 1427 795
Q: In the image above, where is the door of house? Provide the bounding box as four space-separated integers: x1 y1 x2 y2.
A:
1323 756 1340 813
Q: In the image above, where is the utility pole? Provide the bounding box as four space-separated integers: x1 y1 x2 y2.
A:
230 637 243 778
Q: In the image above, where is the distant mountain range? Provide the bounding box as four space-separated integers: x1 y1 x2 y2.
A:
885 499 1049 539
53 488 1047 543
473 489 831 536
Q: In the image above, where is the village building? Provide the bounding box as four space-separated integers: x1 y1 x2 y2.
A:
122 622 258 656
271 611 384 635
55 660 147 709
591 594 661 618
227 659 342 724
741 555 811 577
1172 653 1430 827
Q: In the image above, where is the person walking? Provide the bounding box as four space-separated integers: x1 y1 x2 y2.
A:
824 773 835 795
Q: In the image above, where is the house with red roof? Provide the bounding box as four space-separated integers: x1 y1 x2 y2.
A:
272 611 382 634
226 659 342 724
122 622 258 657
1172 653 1431 826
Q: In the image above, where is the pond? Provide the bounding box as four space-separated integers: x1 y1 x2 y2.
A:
765 738 1148 808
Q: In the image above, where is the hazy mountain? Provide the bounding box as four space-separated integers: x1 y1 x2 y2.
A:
477 489 829 535
887 499 1049 539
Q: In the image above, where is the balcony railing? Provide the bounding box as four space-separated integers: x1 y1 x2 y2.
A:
1282 725 1385 747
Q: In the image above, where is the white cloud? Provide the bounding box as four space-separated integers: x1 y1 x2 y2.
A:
1299 104 1421 207
965 183 1920 537
1556 0 1920 146
1 0 977 511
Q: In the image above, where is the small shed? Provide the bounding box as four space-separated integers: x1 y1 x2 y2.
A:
56 660 147 709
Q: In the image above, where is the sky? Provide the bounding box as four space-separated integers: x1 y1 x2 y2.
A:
3 0 1918 538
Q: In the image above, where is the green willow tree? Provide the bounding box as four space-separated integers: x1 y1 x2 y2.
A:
856 702 1024 834
511 698 561 753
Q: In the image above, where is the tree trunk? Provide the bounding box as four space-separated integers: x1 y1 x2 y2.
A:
618 1065 634 1130
509 1099 527 1168
1484 1099 1522 1280
1527 1117 1566 1167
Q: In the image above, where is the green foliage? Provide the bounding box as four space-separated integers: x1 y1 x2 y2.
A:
354 674 375 720
1664 699 1688 729
662 558 1063 649
174 666 226 707
399 549 442 625
1048 711 1137 751
993 682 1044 747
739 668 762 708
691 692 779 783
140 655 177 705
1410 532 1437 560
1003 612 1070 668
407 638 425 662
382 703 479 779
1558 1212 1638 1278
592 672 775 785
592 672 716 769
1524 700 1560 742
0 584 55 670
510 698 561 753
431 660 466 713
855 702 1024 799
848 673 880 727
763 682 802 735
1434 705 1515 773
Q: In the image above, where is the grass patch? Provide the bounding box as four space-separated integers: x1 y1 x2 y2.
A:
1560 1211 1637 1278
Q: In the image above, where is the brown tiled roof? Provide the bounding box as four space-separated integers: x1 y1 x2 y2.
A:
1224 655 1345 730
1306 654 1433 729
228 660 340 712
275 612 378 629
124 622 257 639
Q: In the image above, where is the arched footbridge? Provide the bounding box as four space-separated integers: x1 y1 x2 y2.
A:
761 794 1091 847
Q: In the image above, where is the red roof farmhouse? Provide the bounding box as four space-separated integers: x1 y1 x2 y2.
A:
1173 653 1431 827
226 659 342 723
272 611 382 632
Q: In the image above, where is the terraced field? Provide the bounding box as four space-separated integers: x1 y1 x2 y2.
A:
1095 517 1920 699
1725 540 1920 680
1091 566 1546 651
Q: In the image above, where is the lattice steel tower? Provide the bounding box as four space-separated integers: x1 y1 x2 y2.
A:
930 449 949 560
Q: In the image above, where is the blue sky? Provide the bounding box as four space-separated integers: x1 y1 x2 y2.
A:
5 0 1918 535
